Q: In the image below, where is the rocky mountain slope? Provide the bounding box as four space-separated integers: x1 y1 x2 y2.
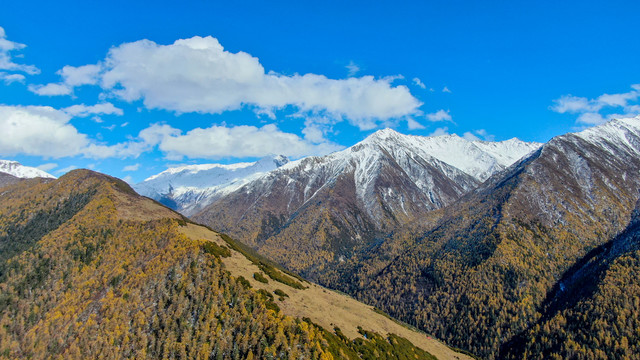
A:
0 169 471 360
0 172 20 188
193 129 539 277
321 116 640 358
134 155 289 215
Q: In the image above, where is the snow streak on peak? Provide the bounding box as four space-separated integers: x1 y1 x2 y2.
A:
0 160 56 179
571 116 640 156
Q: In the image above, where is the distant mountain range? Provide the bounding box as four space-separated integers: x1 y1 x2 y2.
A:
134 155 289 215
190 129 540 275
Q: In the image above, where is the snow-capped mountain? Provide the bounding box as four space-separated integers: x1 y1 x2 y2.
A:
328 115 640 359
357 128 541 181
0 160 56 179
192 128 541 276
133 155 289 215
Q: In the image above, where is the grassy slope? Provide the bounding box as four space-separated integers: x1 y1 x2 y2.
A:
180 223 472 360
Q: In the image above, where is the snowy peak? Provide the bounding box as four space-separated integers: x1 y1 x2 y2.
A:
0 160 56 179
571 116 640 155
133 154 289 215
360 128 541 181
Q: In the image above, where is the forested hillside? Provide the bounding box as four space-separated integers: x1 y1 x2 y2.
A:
0 169 468 359
319 118 640 358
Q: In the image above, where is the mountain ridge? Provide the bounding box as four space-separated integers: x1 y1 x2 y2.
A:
192 128 540 277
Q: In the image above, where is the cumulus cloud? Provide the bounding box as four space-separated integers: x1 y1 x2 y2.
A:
550 95 598 113
0 26 39 75
28 65 102 96
63 102 123 117
426 109 452 122
551 85 640 126
143 123 343 160
442 86 451 93
0 105 90 157
38 36 421 129
58 64 101 86
0 105 132 159
28 83 72 96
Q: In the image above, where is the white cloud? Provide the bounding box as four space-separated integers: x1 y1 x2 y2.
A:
28 83 72 96
551 85 640 126
44 36 421 129
463 129 495 142
58 64 101 86
576 112 606 125
0 105 132 159
429 127 449 136
0 26 39 75
412 77 426 89
550 95 597 113
407 117 425 130
302 124 326 143
0 72 25 84
36 163 57 172
122 175 134 184
346 61 360 77
56 165 78 174
442 86 451 93
140 123 343 160
462 131 480 141
426 109 452 122
1 104 340 161
122 163 140 172
63 102 123 117
0 105 90 157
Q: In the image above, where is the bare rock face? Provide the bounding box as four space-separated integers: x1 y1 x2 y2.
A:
193 128 540 277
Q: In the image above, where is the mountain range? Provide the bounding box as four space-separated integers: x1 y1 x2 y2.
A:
4 116 640 358
189 129 540 276
134 155 289 215
322 116 640 358
139 116 640 358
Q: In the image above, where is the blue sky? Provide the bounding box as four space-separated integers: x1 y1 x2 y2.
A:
1 0 639 183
